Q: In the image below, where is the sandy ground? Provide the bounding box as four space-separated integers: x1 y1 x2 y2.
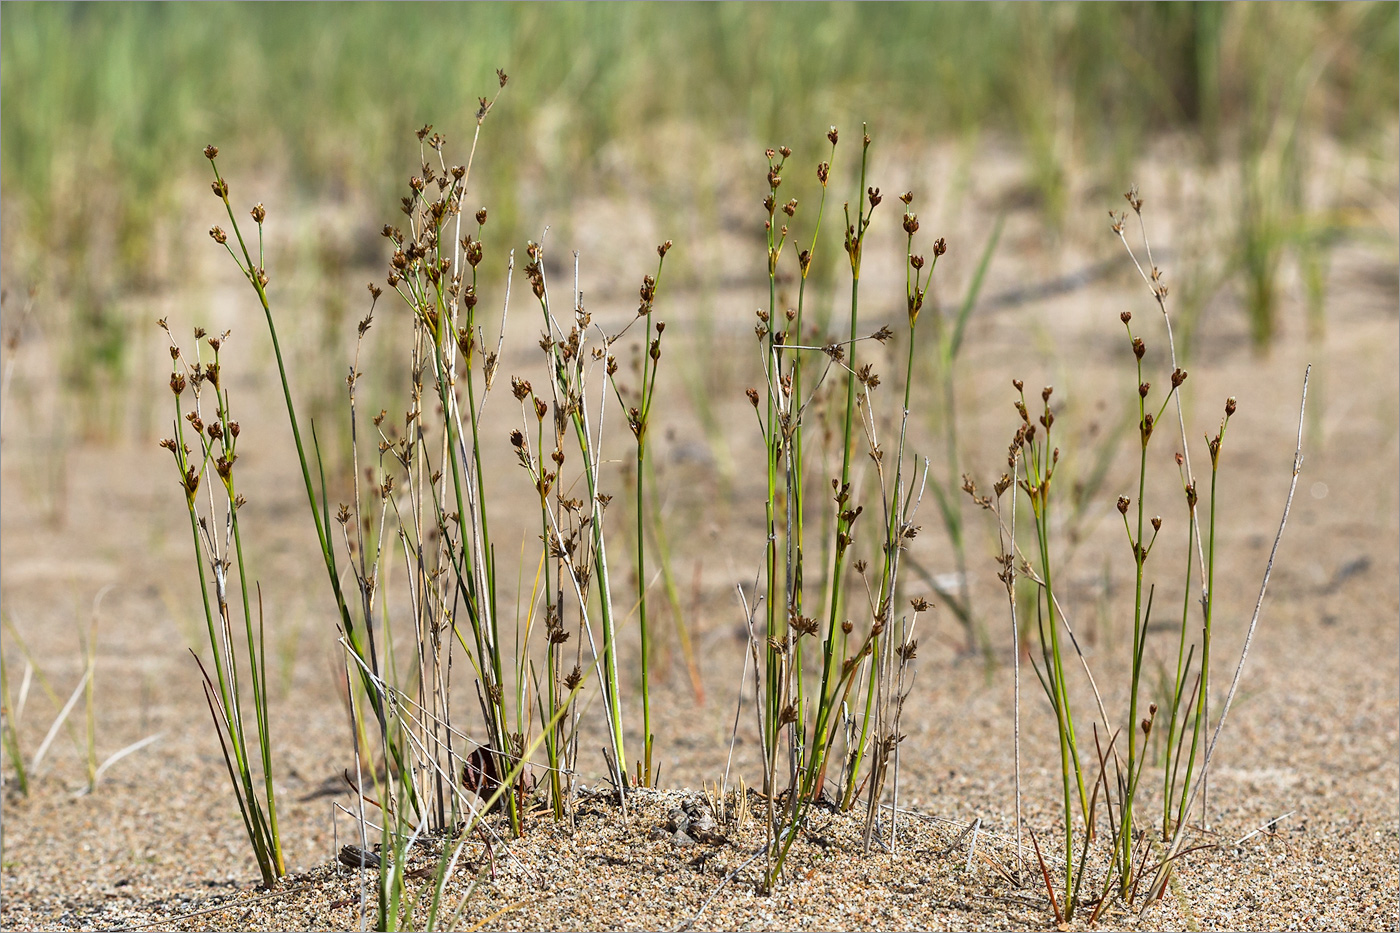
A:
1 139 1397 930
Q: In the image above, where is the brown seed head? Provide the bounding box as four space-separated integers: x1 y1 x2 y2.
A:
250 203 266 224
1117 495 1131 514
1132 337 1146 359
203 144 219 160
209 226 227 244
211 178 229 198
827 126 839 145
867 186 882 207
658 239 672 257
1171 368 1187 388
1151 515 1162 531
903 213 919 235
1225 397 1237 417
746 387 760 408
933 237 947 256
1125 185 1143 213
1139 381 1151 398
1121 311 1132 324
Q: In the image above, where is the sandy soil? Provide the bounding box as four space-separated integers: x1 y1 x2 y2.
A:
1 140 1396 930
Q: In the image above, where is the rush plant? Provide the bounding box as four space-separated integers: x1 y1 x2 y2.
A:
966 188 1308 923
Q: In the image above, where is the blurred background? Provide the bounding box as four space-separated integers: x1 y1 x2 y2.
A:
1 2 1398 892
2 2 1396 443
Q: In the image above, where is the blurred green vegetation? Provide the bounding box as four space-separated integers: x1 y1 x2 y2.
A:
5 2 1395 255
0 1 1395 422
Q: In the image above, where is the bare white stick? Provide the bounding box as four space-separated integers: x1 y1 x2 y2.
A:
87 733 163 789
1233 811 1294 848
30 667 91 775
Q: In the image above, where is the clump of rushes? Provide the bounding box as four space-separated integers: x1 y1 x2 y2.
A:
197 72 684 922
514 225 670 800
967 188 1304 923
738 128 936 890
158 321 283 888
198 72 530 849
